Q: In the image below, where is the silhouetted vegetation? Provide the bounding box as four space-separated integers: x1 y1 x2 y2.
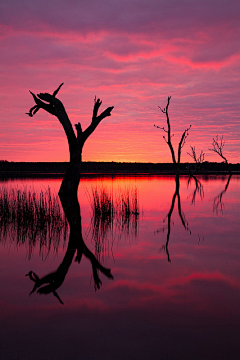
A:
88 186 139 259
0 186 68 258
1 161 240 178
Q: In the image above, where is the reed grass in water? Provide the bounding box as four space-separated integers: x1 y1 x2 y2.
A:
88 186 140 258
0 186 68 258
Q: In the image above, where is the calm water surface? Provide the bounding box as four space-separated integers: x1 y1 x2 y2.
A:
0 176 240 360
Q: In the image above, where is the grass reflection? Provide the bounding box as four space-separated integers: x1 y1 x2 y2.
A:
88 186 140 258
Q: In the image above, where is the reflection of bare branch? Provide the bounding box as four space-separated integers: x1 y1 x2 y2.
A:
163 189 177 263
213 173 232 214
209 135 228 164
187 175 204 205
157 177 190 263
198 234 204 245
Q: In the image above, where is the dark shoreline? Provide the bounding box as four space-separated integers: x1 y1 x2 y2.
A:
0 161 239 179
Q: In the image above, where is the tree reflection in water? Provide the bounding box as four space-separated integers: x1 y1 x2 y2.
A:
213 173 232 214
26 174 114 304
187 174 204 205
156 176 191 262
157 172 233 262
23 183 140 303
157 174 205 263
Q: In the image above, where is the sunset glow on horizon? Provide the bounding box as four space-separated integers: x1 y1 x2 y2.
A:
0 0 240 163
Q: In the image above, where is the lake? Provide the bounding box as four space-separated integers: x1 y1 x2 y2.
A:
0 175 240 360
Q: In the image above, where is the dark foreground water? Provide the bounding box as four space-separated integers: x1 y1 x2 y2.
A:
0 176 240 360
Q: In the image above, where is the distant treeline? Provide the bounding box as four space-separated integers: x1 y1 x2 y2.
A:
0 161 239 178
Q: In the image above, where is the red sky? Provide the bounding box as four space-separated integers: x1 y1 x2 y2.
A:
0 0 240 163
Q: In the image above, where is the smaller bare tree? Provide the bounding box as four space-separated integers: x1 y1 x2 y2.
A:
154 96 191 177
209 135 228 164
187 146 205 172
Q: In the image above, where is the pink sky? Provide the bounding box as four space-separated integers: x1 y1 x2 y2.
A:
0 0 240 163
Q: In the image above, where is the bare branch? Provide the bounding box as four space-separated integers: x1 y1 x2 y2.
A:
82 97 114 142
53 82 64 97
25 104 39 117
187 146 205 177
154 124 168 132
75 122 83 140
92 96 102 120
26 84 65 117
209 135 228 163
187 146 205 164
177 125 191 164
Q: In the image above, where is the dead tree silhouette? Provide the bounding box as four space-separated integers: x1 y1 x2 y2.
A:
26 84 114 303
26 83 114 194
154 96 191 178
